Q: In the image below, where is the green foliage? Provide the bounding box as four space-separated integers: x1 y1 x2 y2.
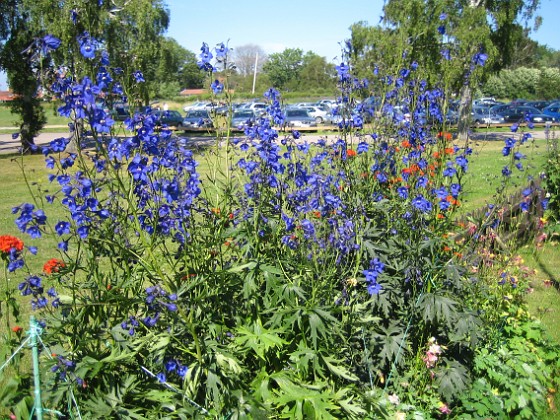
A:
483 66 560 99
262 48 336 92
543 138 560 238
263 48 305 90
458 316 560 419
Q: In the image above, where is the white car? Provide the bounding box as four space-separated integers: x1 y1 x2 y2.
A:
303 106 331 124
183 101 211 112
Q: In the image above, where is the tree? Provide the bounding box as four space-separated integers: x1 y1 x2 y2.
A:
262 48 304 90
349 0 542 138
154 38 204 96
233 44 267 77
21 0 170 106
0 0 46 152
300 52 336 91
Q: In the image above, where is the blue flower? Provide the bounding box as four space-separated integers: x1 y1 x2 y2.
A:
211 80 223 94
367 282 382 295
412 195 432 213
473 52 488 67
215 42 229 60
197 42 214 71
41 35 61 55
133 70 145 83
78 32 96 59
177 364 188 378
397 186 409 199
357 142 369 154
455 155 468 171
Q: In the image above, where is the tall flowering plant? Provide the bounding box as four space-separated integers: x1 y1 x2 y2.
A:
4 23 551 419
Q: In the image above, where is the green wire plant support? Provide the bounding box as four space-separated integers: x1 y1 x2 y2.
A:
30 316 43 420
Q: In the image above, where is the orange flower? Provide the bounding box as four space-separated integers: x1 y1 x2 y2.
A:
432 151 441 159
401 140 412 148
311 210 322 218
346 149 357 157
11 326 23 333
43 258 65 275
444 147 454 155
211 208 221 215
0 235 24 255
437 213 445 219
438 132 453 141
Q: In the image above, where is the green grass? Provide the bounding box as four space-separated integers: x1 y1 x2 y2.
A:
459 136 548 214
0 103 69 128
520 241 560 344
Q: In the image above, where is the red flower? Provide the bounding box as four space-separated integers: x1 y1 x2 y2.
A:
0 235 24 255
43 258 65 274
346 149 357 157
11 326 23 333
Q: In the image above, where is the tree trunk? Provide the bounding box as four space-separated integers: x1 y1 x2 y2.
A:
456 84 473 145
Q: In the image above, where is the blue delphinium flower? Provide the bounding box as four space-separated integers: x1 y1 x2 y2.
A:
133 70 145 83
78 32 96 59
215 42 229 60
412 195 432 213
197 42 214 72
364 258 384 295
211 80 223 94
41 34 61 55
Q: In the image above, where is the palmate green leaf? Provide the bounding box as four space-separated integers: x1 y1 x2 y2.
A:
235 319 287 360
417 292 458 326
321 355 359 382
371 321 408 369
289 343 321 379
435 359 471 402
215 351 243 374
268 373 338 420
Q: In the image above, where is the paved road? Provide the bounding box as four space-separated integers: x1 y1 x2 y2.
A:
0 127 555 156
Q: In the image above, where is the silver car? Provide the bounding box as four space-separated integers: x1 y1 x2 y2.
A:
283 108 317 127
471 106 505 126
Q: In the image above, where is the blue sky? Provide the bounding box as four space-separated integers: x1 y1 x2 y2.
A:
1 0 559 90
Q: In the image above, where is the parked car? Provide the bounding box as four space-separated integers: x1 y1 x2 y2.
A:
317 99 337 109
473 97 497 106
231 109 256 129
153 110 184 128
180 109 213 129
110 104 130 121
471 106 505 126
303 106 331 124
524 100 553 111
283 108 317 128
183 101 211 112
239 102 267 115
542 103 560 120
495 106 556 123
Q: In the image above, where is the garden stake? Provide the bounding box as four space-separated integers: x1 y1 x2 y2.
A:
30 316 43 420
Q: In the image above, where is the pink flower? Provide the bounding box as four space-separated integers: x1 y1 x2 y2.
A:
438 403 451 414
